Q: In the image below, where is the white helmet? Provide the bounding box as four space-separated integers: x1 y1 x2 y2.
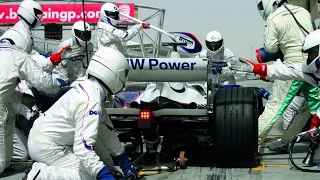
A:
17 0 43 28
0 27 33 54
100 3 120 26
87 47 129 95
72 21 92 46
303 30 320 72
256 0 287 20
205 31 224 55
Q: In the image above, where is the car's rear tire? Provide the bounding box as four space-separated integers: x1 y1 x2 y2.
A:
212 87 259 166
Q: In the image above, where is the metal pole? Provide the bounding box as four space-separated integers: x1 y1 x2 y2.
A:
153 9 165 57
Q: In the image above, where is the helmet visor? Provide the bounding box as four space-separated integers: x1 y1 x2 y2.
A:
304 45 319 65
34 8 43 20
104 11 119 20
257 1 264 11
74 29 92 41
205 40 223 51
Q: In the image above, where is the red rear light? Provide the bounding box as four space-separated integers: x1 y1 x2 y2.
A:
139 110 152 120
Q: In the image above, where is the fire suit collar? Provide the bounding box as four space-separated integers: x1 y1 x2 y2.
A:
17 20 31 31
207 47 224 61
89 76 108 101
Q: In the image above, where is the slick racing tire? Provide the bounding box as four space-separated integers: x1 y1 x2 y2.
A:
212 87 258 166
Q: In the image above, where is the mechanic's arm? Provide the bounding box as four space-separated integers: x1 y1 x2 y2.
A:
98 22 142 44
112 24 143 42
259 63 317 86
19 55 67 94
72 101 109 178
30 55 54 73
223 49 237 75
264 19 279 53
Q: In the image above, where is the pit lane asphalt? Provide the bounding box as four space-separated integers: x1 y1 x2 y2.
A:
1 72 320 180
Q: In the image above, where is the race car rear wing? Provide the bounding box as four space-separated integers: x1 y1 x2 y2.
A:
127 58 210 82
106 108 207 117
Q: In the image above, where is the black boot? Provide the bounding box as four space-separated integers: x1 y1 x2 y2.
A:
3 164 15 173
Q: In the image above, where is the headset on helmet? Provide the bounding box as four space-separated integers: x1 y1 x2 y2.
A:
100 3 120 26
17 0 43 28
303 30 320 72
72 21 92 46
205 31 224 56
256 0 287 20
86 48 129 95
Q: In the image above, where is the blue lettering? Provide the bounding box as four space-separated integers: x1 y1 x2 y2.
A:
149 59 196 70
159 62 168 69
127 59 144 69
149 58 158 69
181 62 189 70
89 110 101 115
168 62 181 69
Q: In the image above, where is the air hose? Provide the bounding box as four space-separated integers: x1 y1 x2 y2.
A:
289 136 320 172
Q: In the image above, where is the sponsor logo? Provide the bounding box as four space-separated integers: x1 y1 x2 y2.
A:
127 58 197 70
0 3 135 24
178 36 194 46
89 110 100 115
212 62 228 67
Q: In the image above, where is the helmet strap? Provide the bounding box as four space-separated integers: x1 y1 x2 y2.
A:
18 15 33 29
88 75 114 95
277 0 287 8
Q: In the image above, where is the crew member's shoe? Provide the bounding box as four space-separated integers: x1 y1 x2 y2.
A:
267 138 289 152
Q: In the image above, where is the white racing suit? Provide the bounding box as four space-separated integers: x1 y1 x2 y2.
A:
12 39 93 163
196 48 236 84
0 44 65 173
10 54 68 163
282 93 306 130
26 78 124 180
12 80 38 163
52 38 94 84
96 21 142 54
0 21 33 54
258 4 319 147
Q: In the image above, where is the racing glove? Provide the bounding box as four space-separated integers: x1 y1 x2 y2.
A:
141 22 150 29
61 45 84 60
97 166 115 180
257 88 271 100
116 153 138 180
230 58 268 77
306 127 320 141
41 52 52 58
49 46 70 65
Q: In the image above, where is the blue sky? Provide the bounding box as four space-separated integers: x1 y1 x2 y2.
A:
115 0 266 59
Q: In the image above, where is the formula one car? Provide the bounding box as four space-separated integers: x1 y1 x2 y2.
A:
108 42 263 169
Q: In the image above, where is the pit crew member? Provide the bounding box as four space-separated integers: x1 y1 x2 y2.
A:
97 2 150 55
230 29 320 144
196 30 237 85
24 48 138 180
253 0 318 150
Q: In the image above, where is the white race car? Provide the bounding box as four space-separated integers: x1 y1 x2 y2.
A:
109 42 263 169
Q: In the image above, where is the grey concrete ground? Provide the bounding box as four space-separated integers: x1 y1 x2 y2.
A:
1 72 320 180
